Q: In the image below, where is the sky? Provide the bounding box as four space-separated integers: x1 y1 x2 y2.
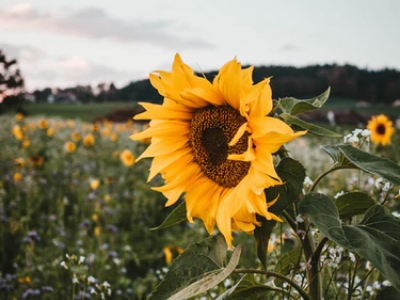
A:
1 0 399 91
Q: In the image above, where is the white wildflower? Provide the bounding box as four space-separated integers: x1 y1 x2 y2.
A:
304 176 314 186
60 261 68 269
102 281 111 288
348 135 359 143
382 182 393 192
334 191 345 199
349 252 356 263
361 129 371 137
375 178 384 189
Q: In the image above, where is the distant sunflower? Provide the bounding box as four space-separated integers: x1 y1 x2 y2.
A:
83 134 95 146
28 154 43 166
120 149 135 167
130 54 306 248
367 114 395 146
64 141 76 153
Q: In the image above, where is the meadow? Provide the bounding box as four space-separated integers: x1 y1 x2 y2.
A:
1 110 399 299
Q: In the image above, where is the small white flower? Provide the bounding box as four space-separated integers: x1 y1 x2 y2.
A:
60 261 68 269
349 252 356 263
382 182 393 192
352 129 363 136
78 256 85 265
90 288 96 294
72 274 79 284
87 275 96 283
348 136 359 143
366 285 373 293
365 261 372 270
294 274 303 284
107 288 112 296
382 280 391 287
392 212 400 218
334 191 345 199
102 281 111 288
361 129 371 137
304 176 314 186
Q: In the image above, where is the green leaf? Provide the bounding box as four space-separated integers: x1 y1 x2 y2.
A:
321 145 400 185
335 192 375 219
151 201 187 230
274 249 303 277
215 274 253 300
299 193 400 290
280 113 342 138
148 235 241 300
376 287 400 300
256 158 305 268
277 87 331 115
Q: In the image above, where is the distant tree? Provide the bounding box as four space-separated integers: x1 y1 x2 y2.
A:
0 50 25 114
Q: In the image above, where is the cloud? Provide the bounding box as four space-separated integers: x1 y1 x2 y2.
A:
279 43 302 52
0 4 213 49
22 55 141 91
0 42 46 62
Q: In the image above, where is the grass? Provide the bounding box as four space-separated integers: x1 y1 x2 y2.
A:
24 102 138 122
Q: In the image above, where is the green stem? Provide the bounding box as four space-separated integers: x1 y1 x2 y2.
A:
277 146 321 300
309 165 350 192
234 269 311 300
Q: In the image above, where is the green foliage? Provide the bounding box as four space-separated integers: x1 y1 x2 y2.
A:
148 235 241 300
280 113 342 137
335 192 375 219
151 201 187 230
277 88 331 115
299 192 400 290
255 158 305 269
375 287 400 300
321 144 400 185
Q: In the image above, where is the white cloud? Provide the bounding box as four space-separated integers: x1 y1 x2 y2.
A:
0 4 213 49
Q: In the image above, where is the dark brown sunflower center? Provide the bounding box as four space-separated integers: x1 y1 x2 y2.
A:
376 124 386 135
189 106 251 188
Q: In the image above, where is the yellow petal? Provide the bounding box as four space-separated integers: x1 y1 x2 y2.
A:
228 122 248 146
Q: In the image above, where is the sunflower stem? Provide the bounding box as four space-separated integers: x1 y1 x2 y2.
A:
234 269 311 300
278 145 322 300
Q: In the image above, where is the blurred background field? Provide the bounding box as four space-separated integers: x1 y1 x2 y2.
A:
1 111 399 299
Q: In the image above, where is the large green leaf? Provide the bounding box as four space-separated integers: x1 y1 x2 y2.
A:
148 235 241 300
376 287 400 300
280 113 342 138
335 192 375 219
274 249 303 278
151 201 187 230
299 193 400 290
255 158 305 268
321 144 400 185
277 87 331 115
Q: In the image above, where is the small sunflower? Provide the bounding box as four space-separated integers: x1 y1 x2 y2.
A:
120 149 135 167
90 179 100 190
71 131 81 142
38 119 48 129
367 114 395 146
64 141 77 153
83 134 95 146
28 154 44 166
16 113 24 122
130 54 306 248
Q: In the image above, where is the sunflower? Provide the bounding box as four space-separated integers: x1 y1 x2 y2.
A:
83 134 95 146
38 119 48 129
130 54 306 248
367 114 395 146
64 141 77 153
28 154 44 166
120 149 135 167
71 131 81 142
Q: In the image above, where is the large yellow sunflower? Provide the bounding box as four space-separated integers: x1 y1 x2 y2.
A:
130 54 306 248
367 114 395 146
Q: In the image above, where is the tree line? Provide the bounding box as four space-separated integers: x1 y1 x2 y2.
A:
34 64 400 105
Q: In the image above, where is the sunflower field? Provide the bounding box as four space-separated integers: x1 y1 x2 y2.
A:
1 56 400 300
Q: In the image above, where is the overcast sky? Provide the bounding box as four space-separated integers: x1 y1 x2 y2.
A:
1 0 399 91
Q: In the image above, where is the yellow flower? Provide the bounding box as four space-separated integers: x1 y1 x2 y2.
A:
120 149 135 167
110 132 118 141
91 123 100 132
22 139 30 148
104 194 111 203
367 114 395 146
112 150 120 159
90 179 100 190
101 128 110 137
29 123 36 131
92 213 99 222
116 124 125 132
16 113 24 122
163 247 173 264
83 134 95 146
64 141 76 153
94 226 101 236
67 120 75 128
47 128 54 137
71 131 81 142
14 172 22 182
14 157 26 169
38 119 48 129
130 54 306 248
28 155 44 166
12 125 23 140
